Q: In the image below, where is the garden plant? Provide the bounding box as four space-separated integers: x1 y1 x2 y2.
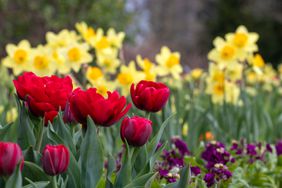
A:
0 23 281 188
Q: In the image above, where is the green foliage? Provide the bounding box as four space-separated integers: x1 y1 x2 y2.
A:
0 0 131 57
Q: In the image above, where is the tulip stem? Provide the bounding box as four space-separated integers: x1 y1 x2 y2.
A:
51 176 58 188
35 124 44 152
145 112 151 119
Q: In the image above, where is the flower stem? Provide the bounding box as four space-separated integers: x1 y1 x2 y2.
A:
51 176 58 188
35 123 44 152
145 111 151 119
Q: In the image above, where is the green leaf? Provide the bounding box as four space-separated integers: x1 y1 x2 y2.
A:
175 166 191 188
22 161 49 183
5 164 22 188
23 179 49 188
106 154 116 187
147 114 175 158
0 122 17 142
15 96 36 149
66 151 82 188
115 142 133 188
124 172 157 188
23 146 40 164
51 112 75 153
80 117 104 188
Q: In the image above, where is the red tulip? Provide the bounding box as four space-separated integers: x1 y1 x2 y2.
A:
0 142 24 176
130 80 170 112
41 144 70 176
69 88 131 127
120 116 152 147
13 72 73 125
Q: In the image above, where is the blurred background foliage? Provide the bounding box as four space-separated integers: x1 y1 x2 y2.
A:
0 0 131 56
0 0 281 68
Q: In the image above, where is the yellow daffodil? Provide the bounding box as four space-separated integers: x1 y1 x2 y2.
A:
6 107 18 124
206 80 240 105
225 25 259 60
106 28 125 49
246 71 260 84
136 55 157 81
92 29 111 50
96 48 120 74
46 29 80 48
224 81 241 105
155 46 183 79
30 45 56 76
88 78 116 97
208 37 238 66
51 49 69 74
117 61 145 96
225 62 243 81
59 43 93 72
76 22 96 44
86 66 104 85
190 68 204 80
2 40 32 75
206 64 225 84
249 54 265 68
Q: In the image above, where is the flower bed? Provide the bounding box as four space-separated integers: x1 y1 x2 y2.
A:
0 23 281 187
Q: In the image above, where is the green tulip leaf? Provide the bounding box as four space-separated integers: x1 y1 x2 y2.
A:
0 122 17 142
23 178 49 188
124 172 157 188
15 96 36 149
22 161 49 183
5 164 22 188
147 114 175 158
51 111 76 153
115 141 133 188
106 154 116 187
175 165 191 188
80 117 104 188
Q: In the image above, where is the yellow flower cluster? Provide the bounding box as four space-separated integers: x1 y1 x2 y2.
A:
116 46 183 95
1 22 184 97
2 30 93 76
205 25 262 105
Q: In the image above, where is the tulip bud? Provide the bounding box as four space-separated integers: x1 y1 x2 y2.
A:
120 116 152 147
41 144 70 176
0 142 24 176
131 80 170 112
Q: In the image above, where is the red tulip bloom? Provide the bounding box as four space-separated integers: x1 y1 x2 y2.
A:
13 72 73 125
69 88 131 127
0 142 24 176
120 116 152 147
41 144 70 176
131 80 170 112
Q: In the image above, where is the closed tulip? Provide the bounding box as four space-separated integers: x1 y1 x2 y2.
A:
69 88 131 127
13 72 73 125
0 142 24 176
120 116 152 147
41 144 70 176
130 80 170 112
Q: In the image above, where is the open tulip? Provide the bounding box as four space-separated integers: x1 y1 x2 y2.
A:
120 116 152 147
0 142 24 176
13 72 73 125
69 88 131 127
130 80 170 112
41 144 70 176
